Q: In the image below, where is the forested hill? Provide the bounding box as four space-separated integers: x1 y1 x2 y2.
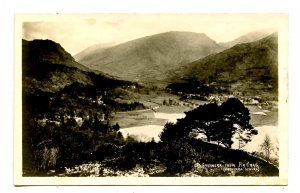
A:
167 33 278 97
77 31 223 85
22 39 146 176
23 39 90 71
22 39 132 94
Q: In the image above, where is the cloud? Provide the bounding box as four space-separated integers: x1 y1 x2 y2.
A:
21 14 284 55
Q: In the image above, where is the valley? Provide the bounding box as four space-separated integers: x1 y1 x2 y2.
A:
21 29 280 177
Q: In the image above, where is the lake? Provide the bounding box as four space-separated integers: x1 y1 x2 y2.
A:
120 112 186 142
119 109 278 156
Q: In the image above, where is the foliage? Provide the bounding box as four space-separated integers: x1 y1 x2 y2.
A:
167 80 226 96
160 140 197 173
160 98 257 148
159 122 190 143
260 134 273 161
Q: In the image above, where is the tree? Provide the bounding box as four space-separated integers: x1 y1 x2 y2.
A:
159 98 257 148
220 98 257 148
65 116 78 131
179 103 219 141
80 117 93 131
117 131 123 139
159 122 190 143
163 99 168 106
260 134 273 161
112 122 120 131
160 139 197 173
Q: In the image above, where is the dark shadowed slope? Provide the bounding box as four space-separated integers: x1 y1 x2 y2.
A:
168 33 278 97
77 31 223 85
23 39 90 72
22 39 129 94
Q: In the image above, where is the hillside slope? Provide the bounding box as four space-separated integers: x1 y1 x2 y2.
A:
22 39 146 176
22 39 127 94
168 33 278 97
77 31 223 85
219 29 275 48
23 39 90 72
74 42 116 61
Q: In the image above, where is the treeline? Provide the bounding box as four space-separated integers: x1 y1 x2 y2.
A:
167 80 229 96
104 100 145 112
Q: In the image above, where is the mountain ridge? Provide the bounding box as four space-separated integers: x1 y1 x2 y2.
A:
219 29 276 48
77 31 224 85
22 39 90 72
74 42 117 61
22 39 129 94
167 33 278 97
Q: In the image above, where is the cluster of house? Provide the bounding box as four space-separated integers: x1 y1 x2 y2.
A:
122 85 136 89
78 95 104 105
37 112 107 128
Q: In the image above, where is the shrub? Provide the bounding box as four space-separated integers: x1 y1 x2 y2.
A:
160 140 197 173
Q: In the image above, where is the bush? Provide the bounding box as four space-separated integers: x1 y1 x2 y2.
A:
159 122 190 143
41 147 59 170
160 140 197 173
94 143 120 160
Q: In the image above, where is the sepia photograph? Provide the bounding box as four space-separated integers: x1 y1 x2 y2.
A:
14 13 288 185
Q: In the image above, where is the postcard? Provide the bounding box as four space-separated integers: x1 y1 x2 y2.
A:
14 13 288 185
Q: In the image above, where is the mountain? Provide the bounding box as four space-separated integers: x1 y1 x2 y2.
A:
23 39 90 72
22 39 146 175
168 33 278 97
22 39 128 94
74 42 117 61
77 31 223 85
219 29 276 48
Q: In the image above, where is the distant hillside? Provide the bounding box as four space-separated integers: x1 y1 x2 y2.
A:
74 42 117 61
22 39 128 94
219 29 275 48
77 31 223 85
168 33 278 97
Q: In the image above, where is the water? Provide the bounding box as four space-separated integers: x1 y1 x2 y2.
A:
120 125 164 142
120 112 185 142
232 125 278 156
153 112 186 123
120 111 278 157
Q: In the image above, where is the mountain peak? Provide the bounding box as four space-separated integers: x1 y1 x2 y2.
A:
219 29 277 48
155 31 214 41
162 31 205 35
77 31 223 85
22 39 89 71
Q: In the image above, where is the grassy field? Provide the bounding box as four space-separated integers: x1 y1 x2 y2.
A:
110 110 167 128
110 91 189 128
111 89 278 129
112 105 277 130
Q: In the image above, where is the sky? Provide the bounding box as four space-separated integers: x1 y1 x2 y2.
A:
22 14 285 55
